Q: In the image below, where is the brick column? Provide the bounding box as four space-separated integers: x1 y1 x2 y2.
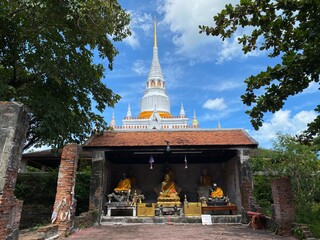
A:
0 102 29 240
52 144 79 237
89 151 105 216
271 177 295 236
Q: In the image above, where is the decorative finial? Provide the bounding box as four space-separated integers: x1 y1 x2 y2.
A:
180 103 185 118
154 16 157 48
218 121 221 129
192 110 199 128
126 103 132 119
110 111 116 127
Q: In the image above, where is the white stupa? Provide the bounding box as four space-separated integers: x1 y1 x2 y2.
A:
111 19 199 130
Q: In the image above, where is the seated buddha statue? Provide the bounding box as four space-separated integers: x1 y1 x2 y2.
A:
108 174 132 203
157 170 181 207
210 183 224 198
114 174 131 193
197 168 211 199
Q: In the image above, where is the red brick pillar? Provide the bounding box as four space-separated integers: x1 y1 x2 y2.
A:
271 177 295 236
52 144 79 237
0 177 24 240
0 102 29 240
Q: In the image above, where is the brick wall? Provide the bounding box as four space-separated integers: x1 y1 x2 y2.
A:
271 177 295 236
0 176 23 240
52 144 79 237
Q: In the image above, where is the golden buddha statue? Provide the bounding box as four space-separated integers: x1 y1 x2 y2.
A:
210 183 224 198
157 169 181 207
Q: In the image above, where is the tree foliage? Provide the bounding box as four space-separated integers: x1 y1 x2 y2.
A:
0 0 130 149
250 134 320 236
251 134 320 207
199 0 320 139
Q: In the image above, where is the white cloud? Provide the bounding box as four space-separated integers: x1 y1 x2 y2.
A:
158 0 263 63
123 11 153 48
202 98 227 110
217 37 242 64
158 0 222 59
123 30 140 49
132 60 148 75
251 109 317 148
216 33 263 64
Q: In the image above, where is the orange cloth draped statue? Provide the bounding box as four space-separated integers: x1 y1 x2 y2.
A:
210 183 224 198
114 174 131 192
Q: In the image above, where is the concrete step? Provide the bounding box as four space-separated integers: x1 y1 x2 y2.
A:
100 215 242 225
293 223 318 240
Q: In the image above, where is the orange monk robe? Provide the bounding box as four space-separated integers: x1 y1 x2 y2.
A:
161 181 177 197
114 178 131 192
211 187 224 198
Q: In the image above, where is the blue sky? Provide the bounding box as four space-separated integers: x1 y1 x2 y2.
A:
98 0 318 149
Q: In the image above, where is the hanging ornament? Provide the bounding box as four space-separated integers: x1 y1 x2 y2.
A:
184 154 188 169
149 155 154 169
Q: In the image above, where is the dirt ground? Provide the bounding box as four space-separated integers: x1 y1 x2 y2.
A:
66 224 297 240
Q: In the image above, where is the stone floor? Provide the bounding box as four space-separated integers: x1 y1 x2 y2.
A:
65 224 297 240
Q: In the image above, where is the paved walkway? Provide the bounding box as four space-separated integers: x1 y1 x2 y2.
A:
67 224 297 240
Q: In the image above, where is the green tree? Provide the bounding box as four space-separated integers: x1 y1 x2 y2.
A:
252 135 320 205
250 135 320 236
199 0 320 139
0 0 130 149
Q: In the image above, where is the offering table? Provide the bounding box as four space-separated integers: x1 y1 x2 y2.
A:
202 205 237 215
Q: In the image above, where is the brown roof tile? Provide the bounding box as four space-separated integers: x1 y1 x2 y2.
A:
84 129 258 148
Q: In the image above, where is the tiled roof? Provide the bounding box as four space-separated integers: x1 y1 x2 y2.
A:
84 129 258 148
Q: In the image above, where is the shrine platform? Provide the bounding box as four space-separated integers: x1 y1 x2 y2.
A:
100 214 242 225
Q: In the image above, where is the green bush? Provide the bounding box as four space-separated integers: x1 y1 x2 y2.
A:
15 171 58 204
296 202 320 238
75 165 91 215
252 175 272 215
250 135 320 238
15 163 92 215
